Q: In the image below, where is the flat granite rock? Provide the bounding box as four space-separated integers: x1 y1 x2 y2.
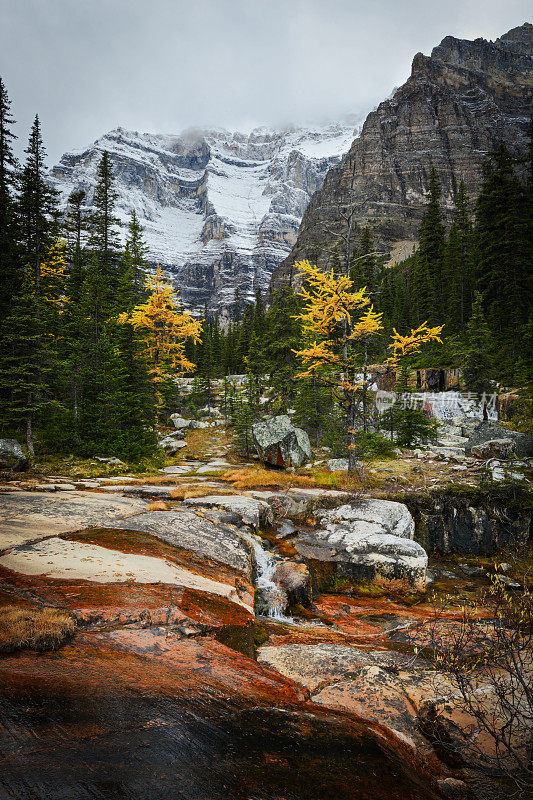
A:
183 495 273 530
296 531 427 591
0 537 252 611
316 500 415 539
313 665 451 756
257 644 417 692
106 508 253 576
0 491 147 551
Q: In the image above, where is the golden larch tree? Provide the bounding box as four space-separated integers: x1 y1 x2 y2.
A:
118 265 202 414
292 260 443 468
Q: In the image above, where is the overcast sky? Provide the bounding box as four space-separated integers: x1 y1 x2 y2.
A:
0 0 530 164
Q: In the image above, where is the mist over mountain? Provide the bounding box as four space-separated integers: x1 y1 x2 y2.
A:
51 118 364 312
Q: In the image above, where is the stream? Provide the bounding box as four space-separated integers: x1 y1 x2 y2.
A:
239 529 295 622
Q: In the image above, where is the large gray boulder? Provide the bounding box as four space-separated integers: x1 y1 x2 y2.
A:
252 415 312 468
0 439 28 471
465 421 533 459
169 415 192 431
316 500 415 539
471 438 515 459
295 500 426 591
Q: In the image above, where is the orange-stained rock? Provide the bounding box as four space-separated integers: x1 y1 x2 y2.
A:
0 628 446 800
0 570 254 631
313 665 447 772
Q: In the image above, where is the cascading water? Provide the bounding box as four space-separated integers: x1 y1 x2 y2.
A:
239 531 293 622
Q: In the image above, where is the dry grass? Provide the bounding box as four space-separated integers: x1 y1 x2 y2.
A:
222 467 316 491
169 485 240 501
221 467 366 493
146 500 171 511
181 426 236 460
0 606 75 653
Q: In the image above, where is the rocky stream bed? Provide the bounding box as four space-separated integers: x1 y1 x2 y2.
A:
0 444 531 800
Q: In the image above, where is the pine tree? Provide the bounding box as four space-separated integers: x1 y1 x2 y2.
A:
261 288 301 410
459 291 495 394
17 115 58 296
0 270 48 455
124 209 148 293
64 189 86 304
350 226 377 293
476 145 531 341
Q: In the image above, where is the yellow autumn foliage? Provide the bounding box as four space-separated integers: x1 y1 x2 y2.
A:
293 260 384 377
118 265 202 386
293 260 443 383
387 322 443 367
40 239 68 307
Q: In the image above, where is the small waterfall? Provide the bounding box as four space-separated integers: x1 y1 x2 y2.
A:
239 531 293 622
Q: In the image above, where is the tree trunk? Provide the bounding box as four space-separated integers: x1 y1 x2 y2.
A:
26 411 35 458
348 386 358 472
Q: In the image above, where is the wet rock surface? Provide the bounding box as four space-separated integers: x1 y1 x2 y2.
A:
0 625 444 800
417 492 532 555
0 463 525 799
258 643 418 692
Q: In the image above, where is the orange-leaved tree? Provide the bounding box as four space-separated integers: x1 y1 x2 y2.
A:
293 260 442 468
118 265 202 417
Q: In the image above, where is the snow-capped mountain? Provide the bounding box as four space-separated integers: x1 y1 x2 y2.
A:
50 118 364 312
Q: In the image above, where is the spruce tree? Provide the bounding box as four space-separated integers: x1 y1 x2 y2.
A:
350 226 377 293
476 145 531 339
0 270 48 455
459 291 495 394
124 209 148 293
65 189 86 303
444 181 473 331
415 168 446 322
261 288 301 409
0 77 19 318
88 151 120 271
17 115 58 296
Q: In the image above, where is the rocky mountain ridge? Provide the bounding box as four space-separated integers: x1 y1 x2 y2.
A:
270 23 533 291
51 119 363 312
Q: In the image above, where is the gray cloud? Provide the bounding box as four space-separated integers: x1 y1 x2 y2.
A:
0 0 530 163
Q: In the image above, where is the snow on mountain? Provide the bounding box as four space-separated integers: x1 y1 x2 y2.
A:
51 117 364 312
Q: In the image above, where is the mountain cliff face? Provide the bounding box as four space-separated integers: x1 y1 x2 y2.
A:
51 120 362 311
270 23 533 290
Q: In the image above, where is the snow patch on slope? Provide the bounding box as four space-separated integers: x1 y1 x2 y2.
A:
51 117 365 311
